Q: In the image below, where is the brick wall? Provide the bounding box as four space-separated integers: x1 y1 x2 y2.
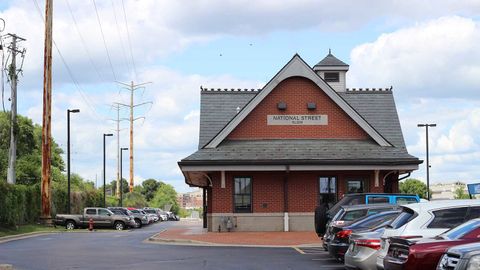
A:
228 76 370 140
209 170 400 214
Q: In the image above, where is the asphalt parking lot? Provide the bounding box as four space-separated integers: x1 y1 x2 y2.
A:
0 221 344 270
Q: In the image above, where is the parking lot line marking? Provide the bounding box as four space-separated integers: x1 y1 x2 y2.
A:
293 247 305 254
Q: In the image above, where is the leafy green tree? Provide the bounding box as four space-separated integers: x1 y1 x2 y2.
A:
108 178 129 196
151 183 179 213
400 178 428 199
454 186 471 199
0 112 64 184
141 178 162 201
123 192 148 208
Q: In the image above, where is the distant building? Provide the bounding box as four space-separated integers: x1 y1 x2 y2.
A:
177 189 203 209
431 182 468 200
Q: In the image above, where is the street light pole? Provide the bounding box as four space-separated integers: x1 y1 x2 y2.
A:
120 147 128 207
67 109 80 214
418 123 436 200
103 133 113 208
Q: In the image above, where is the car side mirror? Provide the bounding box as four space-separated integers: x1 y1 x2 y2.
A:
108 213 111 216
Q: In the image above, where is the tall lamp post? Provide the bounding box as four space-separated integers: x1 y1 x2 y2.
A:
418 123 436 200
103 133 113 207
120 147 128 207
67 109 80 214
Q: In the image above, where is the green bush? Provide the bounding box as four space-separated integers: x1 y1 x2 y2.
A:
0 181 105 226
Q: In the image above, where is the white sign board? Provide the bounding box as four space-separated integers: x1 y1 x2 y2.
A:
267 115 328 125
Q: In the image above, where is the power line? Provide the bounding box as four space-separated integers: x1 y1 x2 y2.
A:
92 0 118 83
64 0 105 82
121 0 138 80
111 0 131 79
31 0 106 122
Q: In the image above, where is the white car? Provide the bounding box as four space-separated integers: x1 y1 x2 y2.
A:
376 199 480 269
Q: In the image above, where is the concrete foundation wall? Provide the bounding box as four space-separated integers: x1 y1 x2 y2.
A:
207 213 314 232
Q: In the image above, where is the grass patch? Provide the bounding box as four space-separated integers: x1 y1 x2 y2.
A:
0 224 66 237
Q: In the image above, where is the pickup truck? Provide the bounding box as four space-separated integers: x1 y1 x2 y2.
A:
54 207 135 230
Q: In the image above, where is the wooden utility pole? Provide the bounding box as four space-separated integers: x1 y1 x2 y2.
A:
41 0 53 224
115 81 151 192
6 33 26 184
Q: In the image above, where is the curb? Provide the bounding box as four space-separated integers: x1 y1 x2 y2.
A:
147 230 322 248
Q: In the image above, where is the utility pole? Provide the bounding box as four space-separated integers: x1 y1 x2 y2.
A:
41 0 53 224
110 103 128 199
115 81 151 192
5 33 26 184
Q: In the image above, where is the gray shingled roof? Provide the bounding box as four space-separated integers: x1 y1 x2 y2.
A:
314 52 349 67
184 88 418 164
198 90 257 148
181 139 418 164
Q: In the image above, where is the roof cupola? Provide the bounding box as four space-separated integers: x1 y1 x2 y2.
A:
313 49 349 92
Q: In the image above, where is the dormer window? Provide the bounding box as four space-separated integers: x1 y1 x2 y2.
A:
324 72 339 82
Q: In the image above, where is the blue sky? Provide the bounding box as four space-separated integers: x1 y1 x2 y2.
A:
1 0 480 193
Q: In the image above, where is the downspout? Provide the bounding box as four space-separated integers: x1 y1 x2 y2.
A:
284 165 290 232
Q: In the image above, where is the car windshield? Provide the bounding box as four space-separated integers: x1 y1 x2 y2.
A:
144 210 155 214
126 210 133 215
131 210 139 214
443 219 480 240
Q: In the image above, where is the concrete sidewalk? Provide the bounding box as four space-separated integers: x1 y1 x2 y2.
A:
149 219 322 247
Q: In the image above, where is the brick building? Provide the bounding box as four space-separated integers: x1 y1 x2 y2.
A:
178 52 421 232
177 189 203 209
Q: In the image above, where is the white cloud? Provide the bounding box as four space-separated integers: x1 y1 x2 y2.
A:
349 16 480 99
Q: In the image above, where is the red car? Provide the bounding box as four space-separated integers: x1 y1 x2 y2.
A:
384 218 480 270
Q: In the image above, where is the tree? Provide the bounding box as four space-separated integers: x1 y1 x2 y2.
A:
151 183 179 213
0 112 64 184
454 186 471 199
123 192 148 208
399 178 428 199
109 178 129 196
141 178 162 201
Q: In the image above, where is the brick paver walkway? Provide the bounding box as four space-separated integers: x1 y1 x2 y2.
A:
153 219 321 247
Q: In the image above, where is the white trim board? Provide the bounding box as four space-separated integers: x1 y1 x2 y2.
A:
204 54 391 149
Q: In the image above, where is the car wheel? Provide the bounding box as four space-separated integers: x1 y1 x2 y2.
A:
134 219 142 228
114 221 125 230
65 220 75 230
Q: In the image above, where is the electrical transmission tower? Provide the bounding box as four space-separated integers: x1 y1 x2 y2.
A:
110 103 128 199
115 81 151 192
3 32 26 184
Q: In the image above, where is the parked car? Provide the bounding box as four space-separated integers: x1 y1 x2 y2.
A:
437 242 480 270
344 227 388 270
328 210 400 260
323 204 401 251
316 193 420 237
108 208 138 228
54 207 133 230
143 208 160 222
166 211 180 221
383 218 480 270
157 209 168 221
128 208 150 227
376 199 480 269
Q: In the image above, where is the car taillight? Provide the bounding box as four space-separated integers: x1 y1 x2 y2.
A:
336 230 352 239
354 239 381 250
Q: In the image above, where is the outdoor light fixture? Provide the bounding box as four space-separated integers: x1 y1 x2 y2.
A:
277 102 287 110
417 123 436 200
307 102 316 110
67 109 80 214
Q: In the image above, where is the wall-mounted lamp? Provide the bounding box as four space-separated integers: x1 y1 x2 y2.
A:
277 102 287 110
